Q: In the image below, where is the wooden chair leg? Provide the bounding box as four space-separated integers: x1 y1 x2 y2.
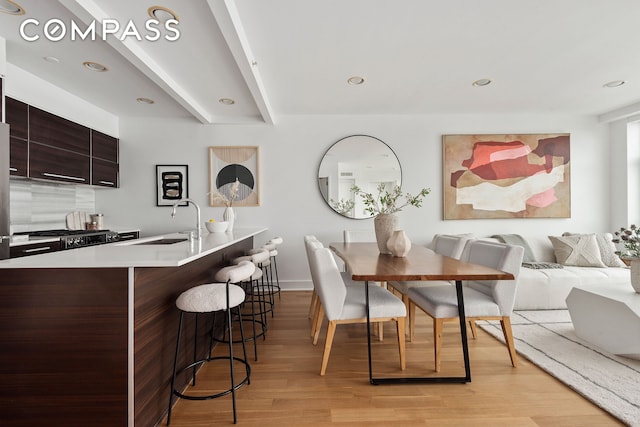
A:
409 301 416 342
308 289 317 319
402 293 411 341
312 307 325 345
500 316 518 367
320 321 337 375
396 317 406 370
468 320 478 339
434 318 444 372
378 322 384 341
311 297 322 338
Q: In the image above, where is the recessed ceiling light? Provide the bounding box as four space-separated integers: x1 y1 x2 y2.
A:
603 80 626 88
0 0 25 15
219 98 235 105
83 61 108 72
148 6 179 23
136 97 155 104
347 76 365 85
43 56 60 64
472 78 492 87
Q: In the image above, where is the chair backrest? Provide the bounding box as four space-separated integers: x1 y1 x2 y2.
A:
308 246 347 320
343 230 376 243
461 240 524 315
304 237 325 288
432 234 473 259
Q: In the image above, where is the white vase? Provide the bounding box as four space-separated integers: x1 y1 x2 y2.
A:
387 230 412 257
374 214 398 254
223 206 235 232
630 258 640 293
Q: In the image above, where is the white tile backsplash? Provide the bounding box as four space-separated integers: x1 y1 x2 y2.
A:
9 179 95 233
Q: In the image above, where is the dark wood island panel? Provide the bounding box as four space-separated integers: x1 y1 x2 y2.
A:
0 237 253 427
0 268 129 427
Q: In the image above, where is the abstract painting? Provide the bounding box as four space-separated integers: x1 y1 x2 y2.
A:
209 146 260 207
443 134 570 219
156 165 189 206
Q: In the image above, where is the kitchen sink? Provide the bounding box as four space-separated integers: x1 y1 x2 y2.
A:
132 238 188 245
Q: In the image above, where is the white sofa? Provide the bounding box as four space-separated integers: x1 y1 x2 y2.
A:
479 235 631 310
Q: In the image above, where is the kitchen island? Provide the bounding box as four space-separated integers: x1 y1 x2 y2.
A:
0 227 267 427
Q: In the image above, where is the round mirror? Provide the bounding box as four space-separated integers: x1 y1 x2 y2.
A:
318 135 402 219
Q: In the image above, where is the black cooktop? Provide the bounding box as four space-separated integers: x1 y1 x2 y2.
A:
15 229 111 237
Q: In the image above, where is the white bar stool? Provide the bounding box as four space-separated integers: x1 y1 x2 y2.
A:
166 261 255 425
214 259 267 361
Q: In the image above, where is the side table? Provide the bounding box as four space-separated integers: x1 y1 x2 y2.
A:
566 286 640 359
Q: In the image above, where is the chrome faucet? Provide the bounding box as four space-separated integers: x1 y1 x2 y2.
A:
171 198 201 240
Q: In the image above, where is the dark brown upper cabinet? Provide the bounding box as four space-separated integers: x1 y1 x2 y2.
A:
9 138 28 177
29 106 90 155
5 97 28 141
6 98 29 177
92 130 118 162
91 130 119 187
29 142 91 184
5 97 119 187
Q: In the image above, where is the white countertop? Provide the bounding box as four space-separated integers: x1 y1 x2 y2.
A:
0 227 267 269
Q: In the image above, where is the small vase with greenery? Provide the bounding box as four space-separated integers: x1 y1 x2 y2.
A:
351 183 430 253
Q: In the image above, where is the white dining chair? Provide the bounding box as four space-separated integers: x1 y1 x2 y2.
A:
308 245 406 375
408 240 524 372
304 235 359 338
387 234 473 340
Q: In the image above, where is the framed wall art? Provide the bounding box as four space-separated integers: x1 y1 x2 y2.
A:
443 133 570 219
208 146 260 207
156 165 189 206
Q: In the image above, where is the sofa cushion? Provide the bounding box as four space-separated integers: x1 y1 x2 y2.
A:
563 232 627 268
514 264 630 310
548 234 606 267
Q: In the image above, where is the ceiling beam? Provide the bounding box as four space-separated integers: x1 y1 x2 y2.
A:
207 0 274 125
58 0 213 124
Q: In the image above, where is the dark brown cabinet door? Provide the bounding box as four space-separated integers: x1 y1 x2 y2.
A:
9 137 28 177
91 129 119 187
92 130 118 162
92 158 119 187
29 106 90 155
5 97 28 141
29 142 90 183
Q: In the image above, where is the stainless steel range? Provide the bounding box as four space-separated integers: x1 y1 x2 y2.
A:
14 229 120 250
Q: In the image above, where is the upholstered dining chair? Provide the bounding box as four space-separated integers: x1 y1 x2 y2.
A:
408 240 524 372
308 245 406 375
387 234 473 339
304 236 358 338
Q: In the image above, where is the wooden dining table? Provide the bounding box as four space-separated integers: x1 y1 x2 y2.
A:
329 242 515 385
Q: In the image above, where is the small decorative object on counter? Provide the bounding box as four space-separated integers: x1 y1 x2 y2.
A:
90 213 104 229
387 230 411 257
223 207 235 232
210 178 240 232
352 183 430 254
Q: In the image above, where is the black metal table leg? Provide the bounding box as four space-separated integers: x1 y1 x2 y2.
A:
365 279 472 385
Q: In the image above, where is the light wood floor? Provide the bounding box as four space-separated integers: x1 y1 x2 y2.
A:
164 291 622 426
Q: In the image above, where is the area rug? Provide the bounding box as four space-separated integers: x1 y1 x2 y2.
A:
479 310 640 426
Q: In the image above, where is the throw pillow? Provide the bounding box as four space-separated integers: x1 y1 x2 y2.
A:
548 234 606 267
562 232 627 268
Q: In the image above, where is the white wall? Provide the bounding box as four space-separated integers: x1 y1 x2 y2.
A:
94 113 611 289
5 64 118 136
